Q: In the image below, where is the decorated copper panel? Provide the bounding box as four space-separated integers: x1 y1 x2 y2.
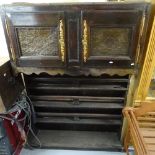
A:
17 27 58 56
90 28 131 56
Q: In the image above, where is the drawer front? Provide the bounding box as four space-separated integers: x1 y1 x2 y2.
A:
81 10 143 68
5 12 66 67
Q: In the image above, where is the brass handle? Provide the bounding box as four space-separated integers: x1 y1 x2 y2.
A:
82 20 88 62
59 19 65 62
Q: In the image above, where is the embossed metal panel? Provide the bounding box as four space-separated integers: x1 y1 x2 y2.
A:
90 28 131 56
81 9 145 68
17 27 58 57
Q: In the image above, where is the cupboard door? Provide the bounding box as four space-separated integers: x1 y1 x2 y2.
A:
5 12 66 68
81 10 142 68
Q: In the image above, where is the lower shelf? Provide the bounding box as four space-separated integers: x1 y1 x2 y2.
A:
28 130 123 151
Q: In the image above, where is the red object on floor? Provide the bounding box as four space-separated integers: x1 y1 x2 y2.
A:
3 110 26 155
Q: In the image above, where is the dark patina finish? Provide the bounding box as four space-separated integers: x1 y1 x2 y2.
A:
1 2 150 74
0 2 151 151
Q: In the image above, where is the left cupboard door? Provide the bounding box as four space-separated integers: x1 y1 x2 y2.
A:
4 12 66 68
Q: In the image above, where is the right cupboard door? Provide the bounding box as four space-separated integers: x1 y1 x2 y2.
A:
81 10 143 68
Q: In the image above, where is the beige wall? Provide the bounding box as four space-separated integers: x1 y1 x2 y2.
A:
0 18 9 59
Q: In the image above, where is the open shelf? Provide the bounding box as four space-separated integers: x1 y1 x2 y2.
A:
28 130 123 151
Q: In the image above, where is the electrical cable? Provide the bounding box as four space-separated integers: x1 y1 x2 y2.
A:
16 95 41 147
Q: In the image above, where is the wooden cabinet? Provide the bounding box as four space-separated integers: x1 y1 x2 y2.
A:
81 10 142 68
1 3 150 73
5 11 66 68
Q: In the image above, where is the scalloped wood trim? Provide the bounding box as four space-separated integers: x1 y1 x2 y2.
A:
14 67 134 77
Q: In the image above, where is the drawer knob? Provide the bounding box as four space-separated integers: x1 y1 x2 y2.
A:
73 99 80 105
109 61 114 64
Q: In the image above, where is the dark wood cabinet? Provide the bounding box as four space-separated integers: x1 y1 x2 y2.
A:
1 2 150 74
5 11 66 67
0 3 152 152
81 10 142 68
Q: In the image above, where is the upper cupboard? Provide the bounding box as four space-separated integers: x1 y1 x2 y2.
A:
1 3 150 69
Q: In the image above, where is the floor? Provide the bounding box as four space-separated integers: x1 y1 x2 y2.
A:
29 130 122 151
21 149 133 155
23 130 135 155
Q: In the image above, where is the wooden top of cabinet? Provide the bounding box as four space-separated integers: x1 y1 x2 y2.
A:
2 2 150 10
1 2 151 76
